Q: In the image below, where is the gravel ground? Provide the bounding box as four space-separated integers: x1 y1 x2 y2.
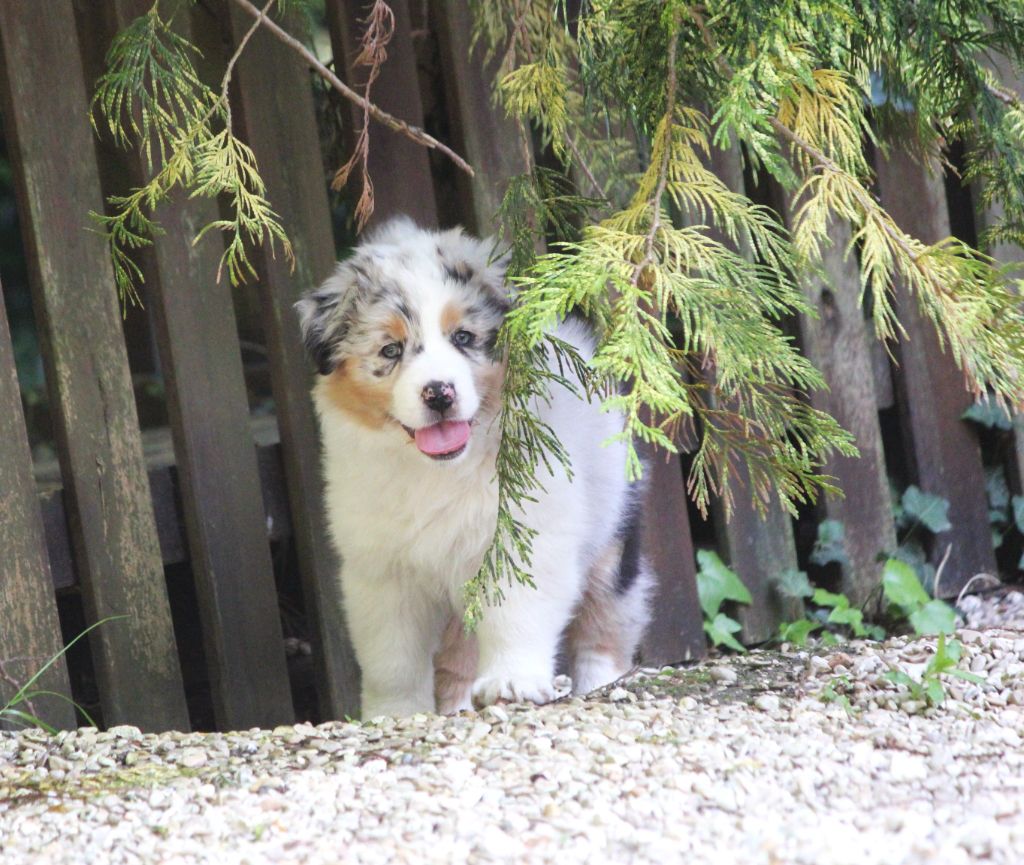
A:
2 590 1023 865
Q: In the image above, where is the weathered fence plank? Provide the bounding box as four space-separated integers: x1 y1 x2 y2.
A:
976 59 1024 488
776 202 897 608
39 419 290 590
214 0 361 719
0 284 76 731
640 449 707 665
326 0 437 229
874 148 997 594
0 0 189 731
74 0 297 731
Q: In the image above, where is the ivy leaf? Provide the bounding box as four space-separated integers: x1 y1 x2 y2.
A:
811 588 849 609
893 541 937 594
826 604 867 636
908 599 957 636
776 568 814 600
809 519 849 567
778 618 819 646
696 550 752 619
703 613 746 653
881 558 931 612
1013 496 1024 535
986 466 1010 513
962 396 1013 430
900 486 952 534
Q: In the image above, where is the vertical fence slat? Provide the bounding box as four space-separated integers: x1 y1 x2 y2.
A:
215 0 361 719
78 0 297 730
325 0 437 228
430 0 525 234
0 283 76 731
778 205 897 608
705 145 800 643
976 61 1024 488
875 149 996 594
0 1 189 731
640 449 707 665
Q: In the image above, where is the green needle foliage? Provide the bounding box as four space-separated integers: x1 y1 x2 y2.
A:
91 2 293 303
469 0 1024 609
95 1 1024 620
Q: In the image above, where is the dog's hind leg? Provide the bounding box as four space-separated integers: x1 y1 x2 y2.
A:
434 615 477 714
566 537 654 696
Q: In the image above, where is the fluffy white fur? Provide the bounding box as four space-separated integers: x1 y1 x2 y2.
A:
299 219 652 719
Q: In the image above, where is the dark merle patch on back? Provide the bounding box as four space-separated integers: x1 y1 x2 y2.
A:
615 491 645 595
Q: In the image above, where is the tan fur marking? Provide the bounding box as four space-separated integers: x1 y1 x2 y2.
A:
318 361 393 431
441 301 463 334
384 313 408 343
477 358 508 417
565 540 633 670
434 615 478 714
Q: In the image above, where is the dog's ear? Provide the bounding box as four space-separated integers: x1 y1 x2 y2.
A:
295 262 363 375
435 228 513 313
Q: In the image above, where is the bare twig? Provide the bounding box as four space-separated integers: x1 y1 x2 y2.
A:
220 0 277 129
500 1 532 76
564 133 607 200
227 0 474 179
954 572 1003 608
333 0 397 229
932 543 953 600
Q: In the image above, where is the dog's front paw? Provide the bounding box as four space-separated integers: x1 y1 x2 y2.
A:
472 672 556 709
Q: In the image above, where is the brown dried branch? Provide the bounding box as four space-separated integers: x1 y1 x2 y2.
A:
333 0 397 229
226 0 474 210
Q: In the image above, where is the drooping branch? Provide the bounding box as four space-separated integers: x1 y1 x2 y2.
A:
630 20 678 289
227 0 474 178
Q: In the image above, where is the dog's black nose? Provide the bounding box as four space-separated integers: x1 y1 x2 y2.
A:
422 380 456 412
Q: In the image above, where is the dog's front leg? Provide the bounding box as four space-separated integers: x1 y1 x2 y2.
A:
343 561 443 719
470 541 582 708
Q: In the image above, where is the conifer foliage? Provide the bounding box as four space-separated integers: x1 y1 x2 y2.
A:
94 1 1024 618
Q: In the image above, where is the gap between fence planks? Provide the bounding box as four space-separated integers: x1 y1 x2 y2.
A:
874 148 997 595
0 283 76 731
0 0 189 732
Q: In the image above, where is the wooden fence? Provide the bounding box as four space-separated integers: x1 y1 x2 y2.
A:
0 1 1019 732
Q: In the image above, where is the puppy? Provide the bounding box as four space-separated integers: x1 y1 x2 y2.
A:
296 218 653 718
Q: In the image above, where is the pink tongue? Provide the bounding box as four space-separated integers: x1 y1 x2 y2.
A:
414 420 471 456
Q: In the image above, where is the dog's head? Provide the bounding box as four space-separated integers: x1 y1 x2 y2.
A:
296 218 510 461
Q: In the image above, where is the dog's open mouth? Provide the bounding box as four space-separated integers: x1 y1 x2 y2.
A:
409 419 471 460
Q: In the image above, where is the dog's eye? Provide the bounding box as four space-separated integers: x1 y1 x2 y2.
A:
380 342 403 360
451 330 475 348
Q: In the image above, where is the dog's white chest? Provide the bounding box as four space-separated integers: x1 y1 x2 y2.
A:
322 429 499 596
